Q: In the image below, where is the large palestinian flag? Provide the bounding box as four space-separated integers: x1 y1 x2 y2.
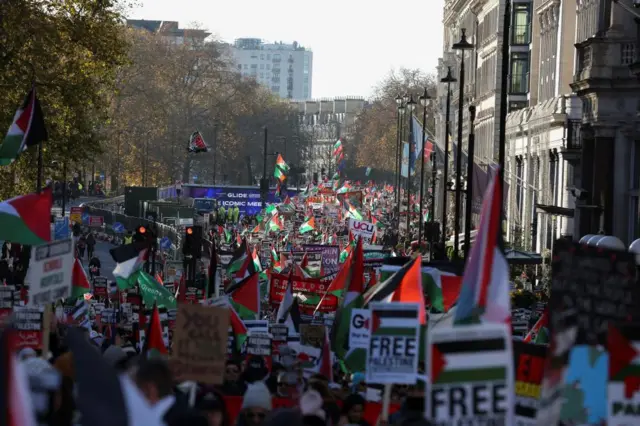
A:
0 189 52 245
0 87 48 166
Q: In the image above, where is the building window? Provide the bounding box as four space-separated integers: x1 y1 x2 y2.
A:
237 64 242 70
510 52 529 94
243 64 248 69
622 43 636 65
260 54 264 60
266 64 271 70
512 3 531 45
509 101 528 111
260 64 264 69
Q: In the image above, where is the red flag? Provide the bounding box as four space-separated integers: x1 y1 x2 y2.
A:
143 304 167 355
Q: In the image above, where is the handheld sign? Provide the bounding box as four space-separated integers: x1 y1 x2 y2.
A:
427 323 514 425
366 302 420 384
512 341 547 425
349 308 371 349
607 323 640 426
171 304 229 385
248 334 272 357
27 239 74 306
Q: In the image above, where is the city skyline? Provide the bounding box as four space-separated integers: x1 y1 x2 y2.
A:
128 0 445 99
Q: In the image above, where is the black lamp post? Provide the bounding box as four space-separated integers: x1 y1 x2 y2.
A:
405 95 417 236
440 66 457 257
394 95 403 209
464 104 476 260
452 28 474 260
396 100 406 232
418 88 432 246
429 150 438 260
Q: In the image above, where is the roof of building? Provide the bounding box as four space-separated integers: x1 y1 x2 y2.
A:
126 19 211 39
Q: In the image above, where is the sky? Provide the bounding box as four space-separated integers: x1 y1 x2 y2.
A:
128 0 445 99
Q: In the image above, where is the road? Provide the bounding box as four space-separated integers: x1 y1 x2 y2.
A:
86 241 117 282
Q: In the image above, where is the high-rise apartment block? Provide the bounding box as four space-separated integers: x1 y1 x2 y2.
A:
229 38 313 100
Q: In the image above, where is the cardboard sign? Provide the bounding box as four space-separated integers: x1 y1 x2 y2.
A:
171 304 229 385
244 320 269 334
27 239 74 306
300 324 325 348
248 334 272 356
349 309 371 350
349 219 376 244
302 244 340 273
366 303 420 384
550 239 639 345
513 341 547 425
427 324 514 425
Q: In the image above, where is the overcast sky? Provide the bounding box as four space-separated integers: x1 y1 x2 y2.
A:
128 0 445 99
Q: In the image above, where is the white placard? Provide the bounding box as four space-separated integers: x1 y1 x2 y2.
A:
27 238 74 306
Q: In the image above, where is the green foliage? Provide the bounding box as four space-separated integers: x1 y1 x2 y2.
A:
0 0 130 199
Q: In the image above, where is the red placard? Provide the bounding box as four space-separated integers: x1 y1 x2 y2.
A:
89 216 104 227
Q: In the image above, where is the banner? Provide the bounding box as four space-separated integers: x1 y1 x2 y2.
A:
349 219 376 244
427 324 514 425
269 274 337 312
607 323 640 426
247 334 272 356
366 302 420 384
188 186 298 216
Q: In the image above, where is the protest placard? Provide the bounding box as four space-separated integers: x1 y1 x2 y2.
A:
349 219 376 244
248 334 272 356
349 309 371 349
300 324 325 348
171 304 229 385
513 341 547 425
607 323 640 426
27 239 74 306
270 324 289 342
366 302 420 384
12 306 46 350
427 323 513 425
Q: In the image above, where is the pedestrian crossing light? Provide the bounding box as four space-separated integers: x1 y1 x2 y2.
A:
186 227 193 235
138 226 146 234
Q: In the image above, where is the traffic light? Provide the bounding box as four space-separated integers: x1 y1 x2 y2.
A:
182 225 203 258
134 225 147 242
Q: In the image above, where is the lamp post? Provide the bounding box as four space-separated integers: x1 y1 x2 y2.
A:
394 95 403 209
452 28 474 260
430 151 438 259
497 0 512 212
406 95 417 236
440 66 457 258
396 100 406 232
418 88 432 246
464 104 476 260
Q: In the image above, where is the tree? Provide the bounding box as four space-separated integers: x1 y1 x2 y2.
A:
101 28 310 190
351 68 436 174
0 0 130 199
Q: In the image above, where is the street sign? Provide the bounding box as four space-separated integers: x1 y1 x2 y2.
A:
113 222 125 233
27 239 74 306
81 212 90 224
54 217 70 240
88 216 104 227
160 237 172 250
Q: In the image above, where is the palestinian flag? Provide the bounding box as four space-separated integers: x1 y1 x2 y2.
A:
276 153 290 173
276 272 301 335
274 166 286 183
227 272 260 320
227 240 250 276
268 213 284 232
229 304 248 351
299 217 315 234
363 257 426 325
523 309 549 344
188 130 208 153
0 189 52 245
142 303 168 357
608 324 640 384
0 87 48 166
71 258 91 298
430 331 510 385
111 243 147 287
316 327 333 382
422 267 462 312
333 139 342 157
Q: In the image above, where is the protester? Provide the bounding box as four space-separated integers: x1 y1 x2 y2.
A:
195 389 229 426
340 394 370 426
238 381 272 426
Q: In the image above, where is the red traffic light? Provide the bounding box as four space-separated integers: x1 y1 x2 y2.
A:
186 227 193 235
138 226 146 234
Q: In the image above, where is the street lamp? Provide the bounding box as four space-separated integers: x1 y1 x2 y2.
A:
464 104 476 260
395 95 403 207
440 66 457 258
418 88 432 247
396 100 406 228
405 95 417 236
452 28 474 261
